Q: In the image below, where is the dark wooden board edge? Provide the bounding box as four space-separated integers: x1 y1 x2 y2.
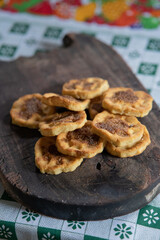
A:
0 167 160 221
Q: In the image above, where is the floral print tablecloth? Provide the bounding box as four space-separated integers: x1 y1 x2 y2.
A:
0 7 160 240
1 0 160 29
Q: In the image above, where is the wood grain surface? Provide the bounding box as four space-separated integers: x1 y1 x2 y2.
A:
0 34 160 221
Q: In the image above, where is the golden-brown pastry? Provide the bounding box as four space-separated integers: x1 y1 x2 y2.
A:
92 111 144 147
105 125 151 157
10 93 55 129
102 87 153 117
35 137 83 174
56 121 105 158
39 110 87 136
42 93 90 111
62 77 109 99
89 96 104 119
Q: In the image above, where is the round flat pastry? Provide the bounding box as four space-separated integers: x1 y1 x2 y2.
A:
62 77 109 99
35 137 83 175
92 111 144 147
105 125 151 158
89 96 104 120
39 110 87 136
10 93 55 129
102 87 153 117
42 93 90 111
56 121 104 158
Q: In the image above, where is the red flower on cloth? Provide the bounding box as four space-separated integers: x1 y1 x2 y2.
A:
28 0 52 15
113 9 139 26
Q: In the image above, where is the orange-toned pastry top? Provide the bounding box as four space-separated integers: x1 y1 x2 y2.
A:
92 110 144 147
10 93 55 129
102 87 153 117
35 137 83 175
62 77 109 99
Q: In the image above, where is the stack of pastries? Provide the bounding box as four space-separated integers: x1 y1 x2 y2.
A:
10 77 153 175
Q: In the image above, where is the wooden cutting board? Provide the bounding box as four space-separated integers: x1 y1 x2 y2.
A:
0 34 160 221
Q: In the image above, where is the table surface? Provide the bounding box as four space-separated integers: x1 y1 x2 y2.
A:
0 3 160 240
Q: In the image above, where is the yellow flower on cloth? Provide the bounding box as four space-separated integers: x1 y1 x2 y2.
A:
75 3 96 21
0 0 4 7
102 0 128 22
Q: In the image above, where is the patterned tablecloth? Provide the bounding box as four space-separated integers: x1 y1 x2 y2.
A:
0 8 160 240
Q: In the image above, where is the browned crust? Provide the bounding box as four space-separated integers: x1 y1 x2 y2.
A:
92 111 144 147
10 93 55 129
56 121 105 158
39 110 87 136
89 96 104 119
62 77 109 99
102 87 153 117
42 93 90 111
105 125 151 157
35 137 83 175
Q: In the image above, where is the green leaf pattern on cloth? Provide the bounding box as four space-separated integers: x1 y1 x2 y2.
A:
41 232 56 240
67 221 85 230
10 23 30 34
138 63 158 75
0 44 17 57
147 39 160 51
0 224 12 239
112 35 130 48
128 50 140 58
114 223 132 239
21 209 39 222
142 209 159 225
0 221 17 240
